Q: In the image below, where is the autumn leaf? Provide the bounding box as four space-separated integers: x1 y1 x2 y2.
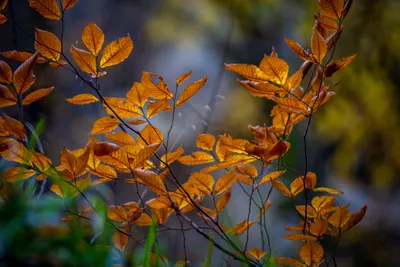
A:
236 164 258 178
13 52 39 95
100 35 133 68
91 117 120 135
196 133 215 151
224 220 255 236
108 205 128 222
258 171 286 186
137 124 163 146
258 200 271 218
318 0 344 19
324 54 356 77
51 174 91 199
70 46 96 75
126 82 149 107
275 257 303 266
160 145 184 168
259 55 289 84
313 186 343 195
0 51 47 63
237 80 284 98
315 13 339 32
146 99 171 118
133 169 167 195
0 0 7 10
283 234 317 241
216 188 231 213
311 195 335 212
112 224 129 251
0 14 6 24
300 241 324 266
35 29 61 62
82 22 104 56
130 143 161 169
0 85 17 107
328 207 351 228
28 0 61 20
176 76 208 107
219 135 250 154
66 93 99 105
311 27 327 63
342 205 367 232
272 180 291 198
105 132 136 146
22 87 54 105
62 0 78 11
0 59 12 84
3 114 26 141
214 170 237 196
103 97 142 118
188 172 214 195
141 72 173 99
285 38 311 61
178 151 214 165
310 218 329 237
2 167 37 182
246 248 267 261
225 64 271 82
176 70 192 85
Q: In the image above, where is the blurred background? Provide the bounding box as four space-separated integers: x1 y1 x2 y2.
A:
1 0 399 266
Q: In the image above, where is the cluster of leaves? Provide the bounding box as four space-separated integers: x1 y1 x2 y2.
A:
0 0 366 266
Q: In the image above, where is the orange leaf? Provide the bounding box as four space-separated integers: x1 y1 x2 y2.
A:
176 76 208 107
318 0 344 19
62 0 78 10
236 164 258 178
176 70 192 85
237 80 284 98
146 99 171 118
324 54 356 77
137 124 163 146
0 59 12 84
133 169 167 195
315 14 339 32
272 180 291 198
219 135 250 154
0 14 6 24
130 143 161 169
311 195 335 212
225 220 255 236
188 172 214 195
275 257 303 266
290 177 304 197
70 46 96 74
214 169 237 196
299 241 324 266
284 38 311 61
82 22 104 56
313 186 343 195
91 116 120 135
105 132 136 146
310 218 328 237
13 52 39 95
2 167 36 182
178 151 214 165
311 27 327 63
160 145 184 168
108 205 128 222
100 35 133 68
216 188 231 213
196 133 216 151
246 247 267 261
28 0 61 20
35 29 61 61
3 114 26 141
66 93 99 105
328 207 351 228
112 224 129 251
225 64 271 82
342 204 367 232
258 200 271 218
259 55 289 85
22 87 54 105
126 82 149 107
141 72 173 99
271 96 309 114
0 0 7 9
283 234 317 241
0 51 47 63
0 84 17 107
258 171 285 186
103 97 142 118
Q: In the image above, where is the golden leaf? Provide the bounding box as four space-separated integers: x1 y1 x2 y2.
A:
28 0 61 20
318 0 344 19
66 93 99 105
324 54 356 77
259 55 289 84
214 170 237 196
127 119 146 125
178 151 214 165
225 220 255 236
311 195 335 212
258 200 271 218
284 38 311 61
2 167 36 182
62 0 77 11
272 180 291 198
299 241 324 266
112 224 129 251
137 124 163 146
176 70 192 85
91 117 120 135
126 82 149 107
108 205 128 222
315 14 339 32
196 133 215 151
342 205 367 232
103 97 142 118
22 87 54 105
89 163 117 179
236 164 258 178
258 171 286 186
188 172 214 195
13 52 39 95
133 169 166 195
224 64 271 82
3 115 26 140
100 35 133 68
285 68 303 90
313 187 343 195
246 248 267 261
31 151 52 172
0 84 17 107
0 59 12 84
215 139 230 162
130 143 161 169
216 188 231 213
0 51 47 63
290 177 304 197
283 234 317 241
35 29 61 61
310 218 328 237
271 96 309 114
135 213 153 226
160 145 184 168
237 80 284 98
146 99 171 118
275 257 303 266
105 132 136 146
176 76 208 107
0 142 31 165
219 135 250 154
311 27 327 63
141 72 173 99
328 207 351 228
82 22 104 56
50 174 91 199
99 149 129 170
146 196 170 209
70 46 96 74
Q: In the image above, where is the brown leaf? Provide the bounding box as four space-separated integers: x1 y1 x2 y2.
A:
299 241 324 266
324 54 356 77
70 46 96 74
311 26 327 63
0 60 12 84
66 93 99 105
35 29 61 61
342 205 367 232
0 14 6 24
62 0 77 10
328 207 351 228
141 72 173 99
22 87 54 105
0 84 17 107
3 114 26 140
28 0 61 20
82 22 104 56
318 0 344 19
188 172 214 195
134 169 167 195
100 35 133 68
176 76 208 107
216 188 231 213
0 51 47 63
13 52 39 95
284 38 311 61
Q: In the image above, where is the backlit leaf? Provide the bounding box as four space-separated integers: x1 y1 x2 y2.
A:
2 167 36 182
66 93 99 105
188 172 214 195
318 0 344 19
137 124 163 147
0 84 17 107
324 54 356 77
105 132 136 146
275 257 303 266
3 115 26 141
178 151 214 165
311 195 335 212
82 22 104 56
176 70 192 85
134 169 166 195
112 224 129 252
311 27 327 63
70 46 96 74
258 200 271 218
126 82 149 107
246 247 267 261
216 188 231 213
108 205 128 222
310 218 328 237
100 35 133 68
342 205 367 232
176 76 208 107
146 99 171 118
35 29 61 61
225 64 271 82
0 14 6 24
28 0 61 20
328 207 351 228
272 180 291 198
91 117 120 135
130 143 161 169
141 72 173 99
299 241 324 266
283 234 317 241
22 87 54 105
225 220 255 236
290 177 304 197
259 55 289 84
0 60 12 84
196 134 215 151
219 135 250 154
313 186 343 195
237 80 284 98
62 0 78 10
214 170 237 196
258 171 286 187
0 51 47 63
160 145 184 168
13 52 38 95
315 14 339 32
103 97 142 118
284 38 311 61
